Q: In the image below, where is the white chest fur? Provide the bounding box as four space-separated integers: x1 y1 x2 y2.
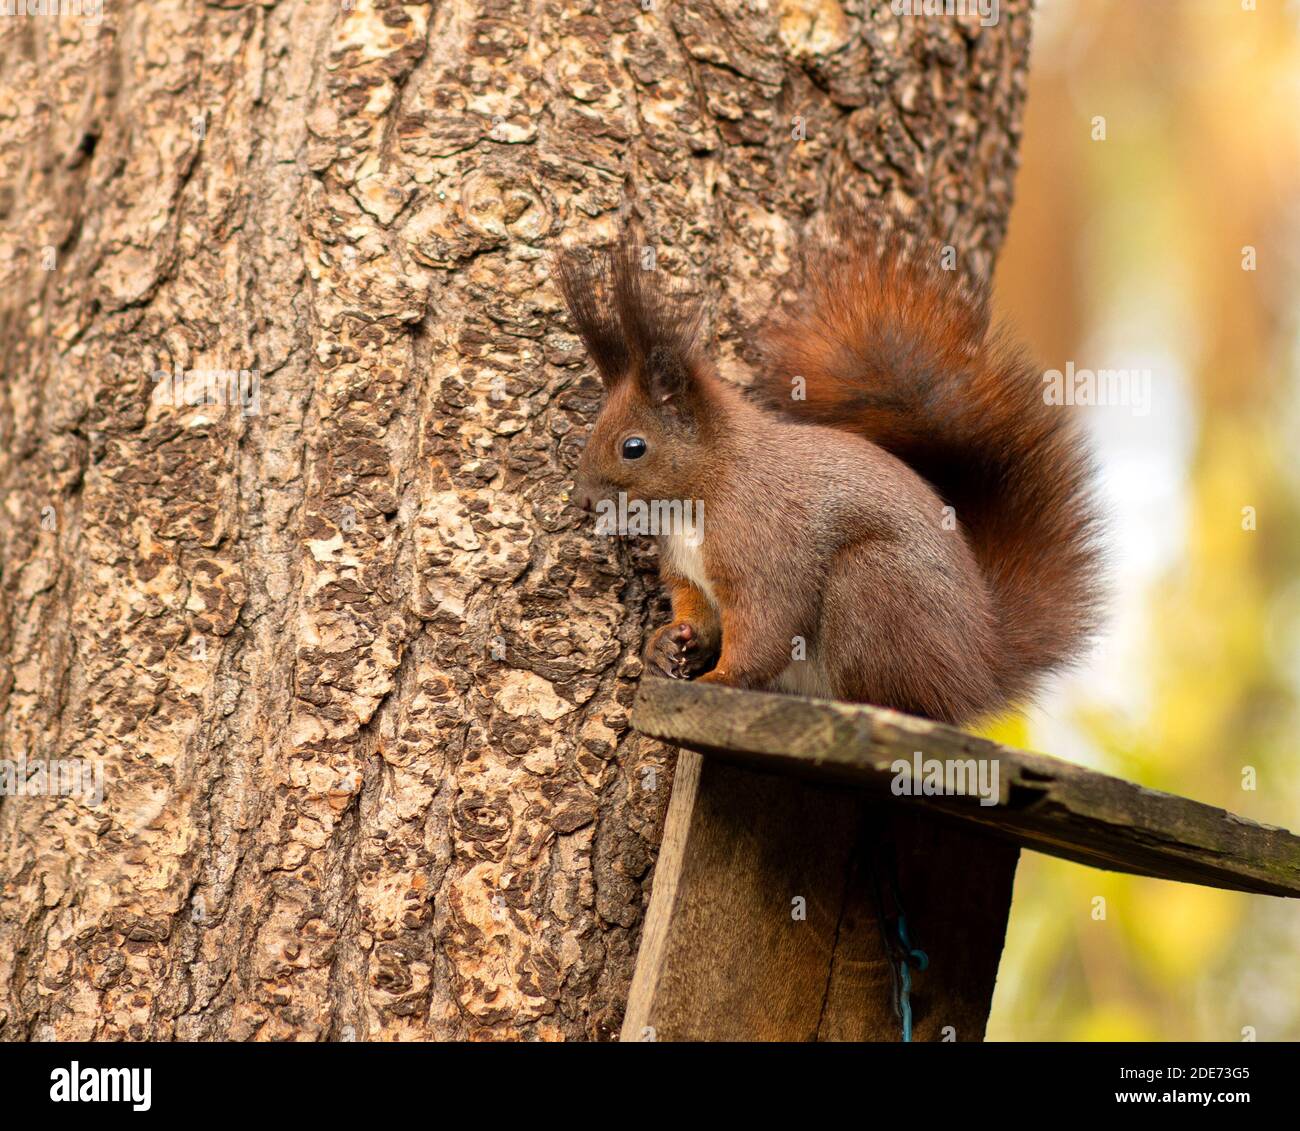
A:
662 532 832 697
660 533 718 609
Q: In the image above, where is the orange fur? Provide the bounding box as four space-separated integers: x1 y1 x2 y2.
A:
754 230 1104 705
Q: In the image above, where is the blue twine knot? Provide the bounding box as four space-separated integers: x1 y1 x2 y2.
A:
892 912 930 1042
871 840 929 1042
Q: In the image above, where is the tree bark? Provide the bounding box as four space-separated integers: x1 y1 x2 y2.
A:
0 0 1029 1041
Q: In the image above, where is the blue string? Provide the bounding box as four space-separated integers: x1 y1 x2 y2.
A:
893 912 929 1042
872 842 929 1042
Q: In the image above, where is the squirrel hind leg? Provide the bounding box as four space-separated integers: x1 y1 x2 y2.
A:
773 652 834 698
816 540 1002 725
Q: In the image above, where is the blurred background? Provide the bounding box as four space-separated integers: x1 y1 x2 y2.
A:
986 0 1300 1040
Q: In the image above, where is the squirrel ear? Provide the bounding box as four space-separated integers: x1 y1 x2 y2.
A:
554 236 708 396
608 244 706 406
642 344 698 405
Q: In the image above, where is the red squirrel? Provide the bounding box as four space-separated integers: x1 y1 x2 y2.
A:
555 228 1102 725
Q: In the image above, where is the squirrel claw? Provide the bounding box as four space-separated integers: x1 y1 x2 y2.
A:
646 621 715 680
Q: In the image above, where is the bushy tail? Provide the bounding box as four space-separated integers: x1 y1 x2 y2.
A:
754 229 1103 703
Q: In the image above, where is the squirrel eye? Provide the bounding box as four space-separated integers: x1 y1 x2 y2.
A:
621 436 648 460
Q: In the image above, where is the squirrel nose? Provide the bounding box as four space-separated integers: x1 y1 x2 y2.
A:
571 484 594 513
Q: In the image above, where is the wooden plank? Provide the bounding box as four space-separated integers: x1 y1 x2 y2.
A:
621 750 863 1041
817 806 1018 1041
631 680 1300 899
620 749 1018 1041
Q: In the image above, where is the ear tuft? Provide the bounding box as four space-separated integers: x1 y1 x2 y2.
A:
552 237 705 397
552 246 629 386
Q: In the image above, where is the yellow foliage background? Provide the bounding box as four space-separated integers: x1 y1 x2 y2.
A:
987 0 1300 1041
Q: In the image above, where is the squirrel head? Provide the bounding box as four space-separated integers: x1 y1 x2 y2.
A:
554 242 717 514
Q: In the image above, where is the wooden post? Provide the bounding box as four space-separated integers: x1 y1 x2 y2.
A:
621 681 1300 1042
621 749 1017 1041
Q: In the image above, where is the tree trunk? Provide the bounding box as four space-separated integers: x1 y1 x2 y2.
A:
0 0 1029 1041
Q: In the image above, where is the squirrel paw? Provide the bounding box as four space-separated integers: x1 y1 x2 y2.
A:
645 621 715 680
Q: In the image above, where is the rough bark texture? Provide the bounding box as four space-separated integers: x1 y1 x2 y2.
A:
0 0 1029 1041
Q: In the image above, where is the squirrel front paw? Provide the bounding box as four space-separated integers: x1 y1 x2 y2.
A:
645 621 717 680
